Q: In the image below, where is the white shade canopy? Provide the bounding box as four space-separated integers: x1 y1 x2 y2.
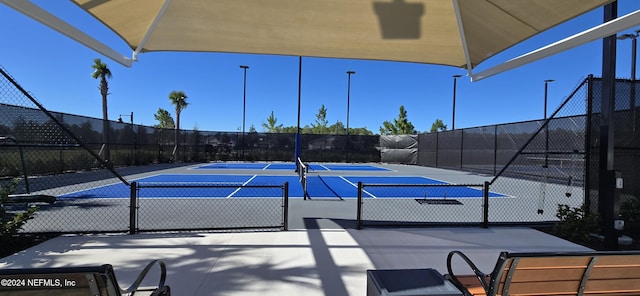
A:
5 0 634 80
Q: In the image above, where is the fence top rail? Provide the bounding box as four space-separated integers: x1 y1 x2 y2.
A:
135 183 286 189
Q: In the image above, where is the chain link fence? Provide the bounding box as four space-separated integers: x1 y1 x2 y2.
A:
356 182 488 228
0 66 288 234
4 61 638 236
587 77 640 240
361 77 592 227
1 66 132 234
133 182 289 232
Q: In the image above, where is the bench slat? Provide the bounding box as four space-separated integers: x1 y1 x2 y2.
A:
585 278 640 292
589 266 640 280
507 257 592 268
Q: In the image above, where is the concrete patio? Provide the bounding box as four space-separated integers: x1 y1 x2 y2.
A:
1 223 592 295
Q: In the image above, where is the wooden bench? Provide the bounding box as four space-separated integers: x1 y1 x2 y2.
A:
0 259 170 295
446 250 640 296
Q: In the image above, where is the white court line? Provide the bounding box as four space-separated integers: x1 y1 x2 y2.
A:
226 175 257 198
339 176 377 198
317 164 331 171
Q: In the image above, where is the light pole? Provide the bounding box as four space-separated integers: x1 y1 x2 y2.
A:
117 112 136 165
543 79 554 169
618 30 639 129
452 74 462 130
346 70 355 163
295 57 302 166
544 79 554 119
240 65 249 161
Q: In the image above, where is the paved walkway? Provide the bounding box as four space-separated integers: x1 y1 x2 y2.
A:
1 225 591 295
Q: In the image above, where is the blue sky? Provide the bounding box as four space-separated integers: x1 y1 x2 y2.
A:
1 1 639 134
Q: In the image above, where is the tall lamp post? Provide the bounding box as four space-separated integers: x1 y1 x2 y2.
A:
240 65 249 161
543 79 554 169
295 57 302 167
117 112 136 165
544 79 555 119
346 70 355 163
618 30 639 129
452 74 462 130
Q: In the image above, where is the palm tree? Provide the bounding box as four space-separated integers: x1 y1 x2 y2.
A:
91 58 112 162
168 90 188 161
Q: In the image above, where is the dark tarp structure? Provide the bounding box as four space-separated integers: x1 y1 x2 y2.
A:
380 135 418 164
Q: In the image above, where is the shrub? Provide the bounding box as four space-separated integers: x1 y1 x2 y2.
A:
0 179 38 245
554 204 600 243
621 198 640 240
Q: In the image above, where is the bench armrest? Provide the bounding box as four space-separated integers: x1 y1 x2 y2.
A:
121 260 169 296
446 250 489 295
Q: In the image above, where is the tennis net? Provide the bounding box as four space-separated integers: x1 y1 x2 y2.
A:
296 157 308 199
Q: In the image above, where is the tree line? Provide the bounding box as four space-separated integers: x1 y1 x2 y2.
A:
260 104 447 135
91 58 449 158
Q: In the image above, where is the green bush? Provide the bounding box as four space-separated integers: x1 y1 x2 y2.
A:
554 204 600 243
0 179 38 245
621 198 640 240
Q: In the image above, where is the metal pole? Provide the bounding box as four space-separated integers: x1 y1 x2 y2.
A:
632 34 637 131
632 33 637 90
283 182 289 231
346 70 355 163
240 65 249 161
599 1 618 250
357 181 363 229
544 79 554 168
129 181 137 234
482 181 489 228
296 57 302 166
131 111 138 165
543 80 554 120
452 75 462 130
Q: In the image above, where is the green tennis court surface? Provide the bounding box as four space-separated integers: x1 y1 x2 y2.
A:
59 174 504 199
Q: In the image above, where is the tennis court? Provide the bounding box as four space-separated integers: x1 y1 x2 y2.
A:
194 162 390 171
59 172 504 199
16 161 585 233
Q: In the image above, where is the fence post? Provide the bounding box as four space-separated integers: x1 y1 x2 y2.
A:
357 181 363 229
435 132 439 168
283 182 289 231
584 75 594 213
483 181 490 228
493 125 498 176
129 181 137 234
459 129 464 170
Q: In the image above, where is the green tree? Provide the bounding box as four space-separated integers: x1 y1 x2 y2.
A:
350 127 374 135
168 90 188 161
329 121 346 135
379 105 416 135
153 108 175 129
262 111 283 132
91 58 112 161
311 104 329 134
281 126 299 133
430 119 447 132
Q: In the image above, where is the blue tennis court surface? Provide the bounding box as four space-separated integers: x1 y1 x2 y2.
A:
59 174 504 199
195 162 390 171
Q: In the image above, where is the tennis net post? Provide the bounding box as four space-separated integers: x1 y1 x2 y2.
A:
296 157 308 200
